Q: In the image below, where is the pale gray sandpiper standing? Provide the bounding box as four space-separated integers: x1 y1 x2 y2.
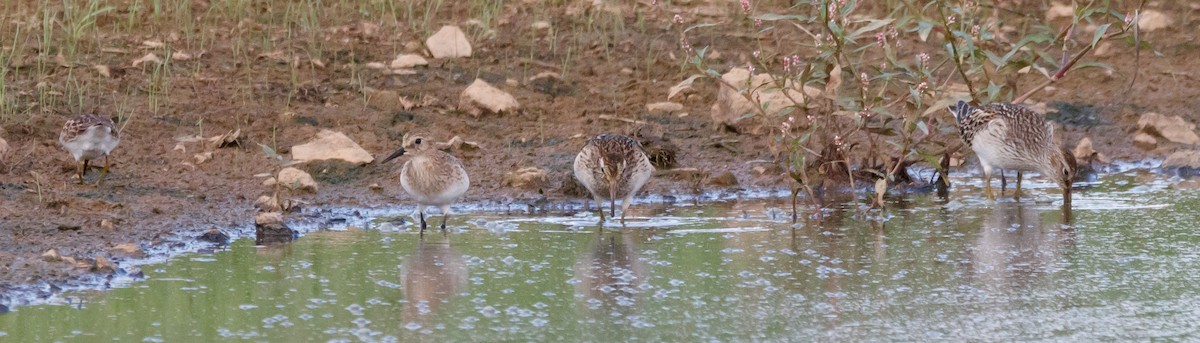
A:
380 134 470 233
573 134 655 224
950 101 1076 201
59 114 120 186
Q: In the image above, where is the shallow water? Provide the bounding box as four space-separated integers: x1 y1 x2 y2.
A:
2 172 1199 341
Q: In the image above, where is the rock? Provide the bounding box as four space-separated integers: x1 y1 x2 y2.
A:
425 25 472 59
459 79 520 116
503 167 549 190
390 54 428 69
256 212 285 225
255 195 282 212
277 167 318 192
91 256 116 273
1137 112 1200 145
255 214 297 245
42 249 62 262
1138 10 1173 32
712 67 821 133
620 68 633 75
110 243 146 258
531 21 551 30
1045 2 1073 21
707 171 739 187
1073 137 1108 163
1163 151 1200 177
262 177 277 187
646 102 684 115
1133 132 1158 150
100 219 115 230
0 136 8 157
291 130 375 164
197 227 231 244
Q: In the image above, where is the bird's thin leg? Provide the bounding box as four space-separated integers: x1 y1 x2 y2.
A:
419 211 427 235
619 197 632 225
999 170 1007 194
97 155 110 187
77 161 86 184
1014 171 1023 199
984 170 995 200
594 196 606 224
441 214 449 231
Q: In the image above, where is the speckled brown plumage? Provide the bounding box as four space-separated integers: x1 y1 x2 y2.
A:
951 101 1075 201
381 134 470 232
573 134 655 223
59 114 120 185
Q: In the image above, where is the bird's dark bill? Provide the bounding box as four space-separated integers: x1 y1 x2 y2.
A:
381 147 407 163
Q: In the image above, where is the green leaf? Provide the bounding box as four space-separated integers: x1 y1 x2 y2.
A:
916 21 934 42
684 22 720 33
921 97 964 117
1069 61 1114 73
848 18 894 40
1090 23 1111 48
259 143 280 160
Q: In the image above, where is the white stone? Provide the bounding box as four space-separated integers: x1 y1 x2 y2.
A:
1137 10 1173 32
277 167 318 193
532 21 551 30
425 25 472 59
503 167 548 190
291 130 375 164
712 67 821 133
459 79 520 116
1046 2 1073 21
1133 133 1157 151
1164 150 1200 169
647 102 683 115
390 54 428 69
1137 112 1200 145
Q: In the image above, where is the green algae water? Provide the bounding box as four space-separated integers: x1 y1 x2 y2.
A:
2 172 1199 341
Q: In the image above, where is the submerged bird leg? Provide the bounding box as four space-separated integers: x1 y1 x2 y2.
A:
593 195 606 223
1000 171 1007 194
608 180 617 219
419 211 428 234
440 206 449 230
984 171 995 201
1014 171 1023 200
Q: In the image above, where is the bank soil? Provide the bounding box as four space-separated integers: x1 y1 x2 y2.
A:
1 1 1198 302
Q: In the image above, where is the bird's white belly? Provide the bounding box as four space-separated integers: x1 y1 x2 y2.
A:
62 127 119 161
400 168 469 206
972 126 1034 171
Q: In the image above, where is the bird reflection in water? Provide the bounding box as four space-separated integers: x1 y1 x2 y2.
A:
969 201 1075 290
400 236 468 328
573 231 651 320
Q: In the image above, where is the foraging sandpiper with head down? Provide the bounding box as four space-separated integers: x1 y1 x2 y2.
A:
950 101 1076 201
573 134 655 224
59 114 120 186
380 133 470 233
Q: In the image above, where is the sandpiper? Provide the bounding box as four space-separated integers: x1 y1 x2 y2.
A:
59 114 120 186
380 134 470 233
950 101 1076 201
573 134 655 224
